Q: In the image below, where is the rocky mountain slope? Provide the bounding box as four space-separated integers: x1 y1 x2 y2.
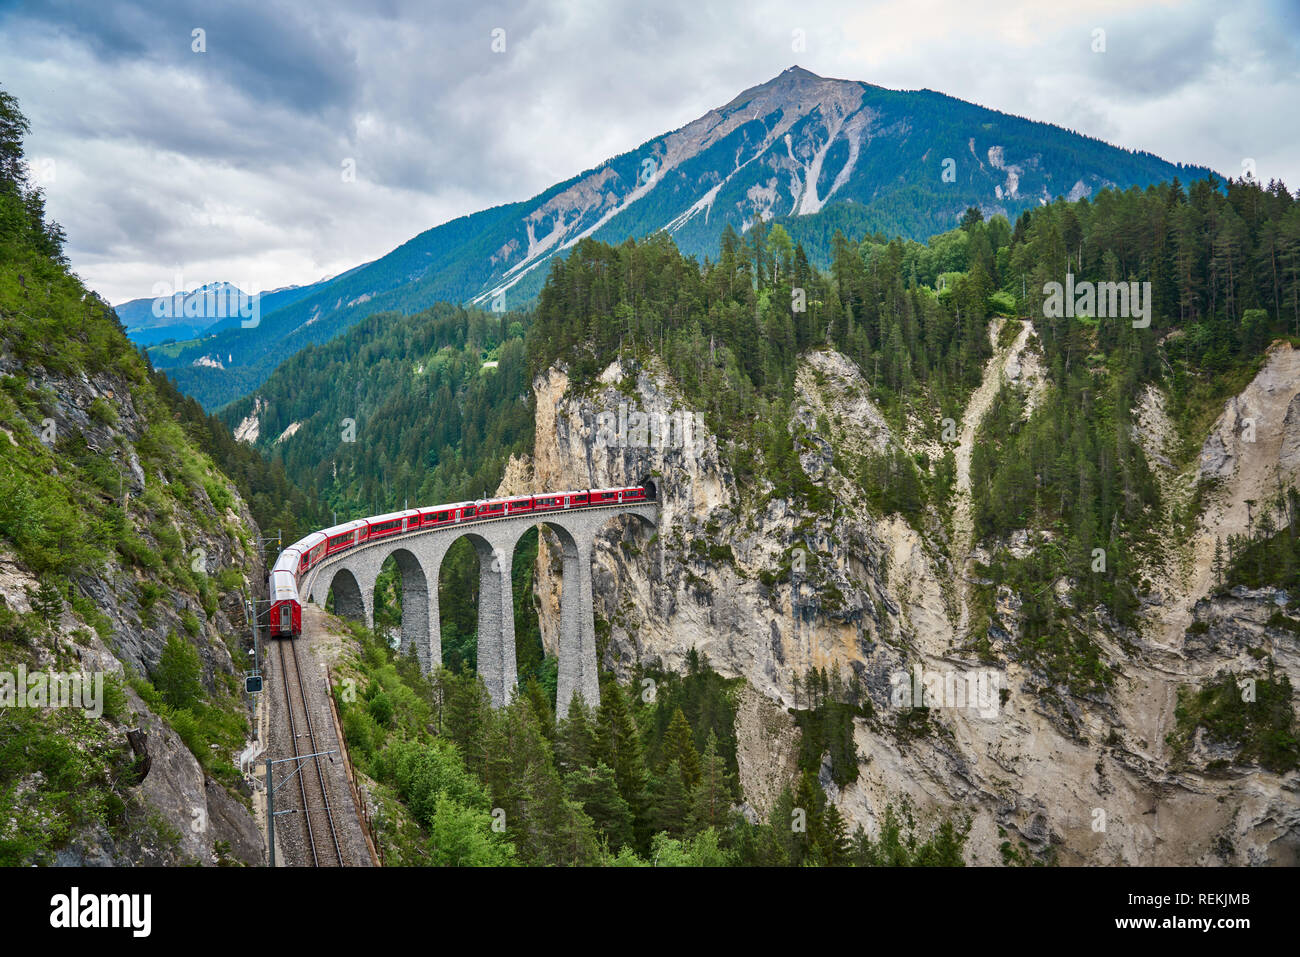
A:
0 343 267 865
0 88 268 864
503 343 1299 865
115 280 328 348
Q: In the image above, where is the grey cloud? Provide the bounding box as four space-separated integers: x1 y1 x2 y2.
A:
7 0 361 115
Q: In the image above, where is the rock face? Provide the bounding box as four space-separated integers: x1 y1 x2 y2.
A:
0 352 265 866
518 345 1300 865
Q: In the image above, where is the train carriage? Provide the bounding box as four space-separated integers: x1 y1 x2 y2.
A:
361 509 410 538
325 519 369 556
505 496 534 515
475 498 507 519
268 569 302 638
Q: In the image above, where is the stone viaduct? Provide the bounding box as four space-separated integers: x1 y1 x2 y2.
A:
297 501 657 717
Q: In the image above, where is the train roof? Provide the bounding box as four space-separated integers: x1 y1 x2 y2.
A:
286 529 327 551
319 519 367 538
366 509 420 525
364 512 418 527
270 568 298 600
272 550 300 573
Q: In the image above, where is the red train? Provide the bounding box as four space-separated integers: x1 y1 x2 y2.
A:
268 486 649 639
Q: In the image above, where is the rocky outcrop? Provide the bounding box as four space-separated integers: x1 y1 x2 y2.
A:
0 353 265 866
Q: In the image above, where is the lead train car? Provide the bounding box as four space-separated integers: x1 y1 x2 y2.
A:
266 486 650 639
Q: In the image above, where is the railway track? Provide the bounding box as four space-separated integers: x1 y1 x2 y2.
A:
277 638 345 867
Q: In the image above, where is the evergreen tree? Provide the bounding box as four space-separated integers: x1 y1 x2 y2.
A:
154 631 203 711
594 679 648 807
647 760 692 838
521 674 555 741
823 804 851 866
566 760 635 851
661 707 701 790
691 732 734 833
29 577 63 631
443 669 493 780
555 694 597 774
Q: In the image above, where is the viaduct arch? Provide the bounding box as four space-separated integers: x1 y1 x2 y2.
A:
300 502 657 717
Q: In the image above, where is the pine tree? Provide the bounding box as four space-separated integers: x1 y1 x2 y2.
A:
661 707 701 790
555 693 597 774
594 679 648 829
484 697 595 865
443 669 492 779
823 804 851 866
30 577 63 632
521 675 555 741
566 760 635 851
691 733 733 833
154 631 203 710
790 769 828 865
648 760 692 838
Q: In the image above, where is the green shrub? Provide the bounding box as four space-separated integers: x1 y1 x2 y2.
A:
88 397 118 427
154 632 203 710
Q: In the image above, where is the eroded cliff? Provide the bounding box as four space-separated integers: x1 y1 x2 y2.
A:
506 342 1300 865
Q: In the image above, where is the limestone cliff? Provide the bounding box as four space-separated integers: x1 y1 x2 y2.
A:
509 344 1300 865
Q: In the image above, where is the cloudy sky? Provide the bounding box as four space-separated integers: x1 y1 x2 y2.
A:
2 0 1297 305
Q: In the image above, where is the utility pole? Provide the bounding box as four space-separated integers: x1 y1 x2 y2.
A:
245 596 269 716
266 757 273 867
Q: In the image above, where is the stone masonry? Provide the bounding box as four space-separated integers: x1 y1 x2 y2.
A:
299 503 657 717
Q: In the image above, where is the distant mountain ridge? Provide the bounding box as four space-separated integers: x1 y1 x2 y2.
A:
149 66 1219 409
116 279 329 347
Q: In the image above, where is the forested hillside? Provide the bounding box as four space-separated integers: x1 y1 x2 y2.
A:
332 623 968 865
535 176 1298 523
0 89 266 865
217 302 542 687
226 164 1300 717
219 303 533 519
171 128 1300 864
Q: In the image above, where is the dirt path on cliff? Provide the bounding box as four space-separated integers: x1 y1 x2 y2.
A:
951 317 1041 636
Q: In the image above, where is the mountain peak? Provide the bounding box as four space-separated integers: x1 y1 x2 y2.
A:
155 68 1218 409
